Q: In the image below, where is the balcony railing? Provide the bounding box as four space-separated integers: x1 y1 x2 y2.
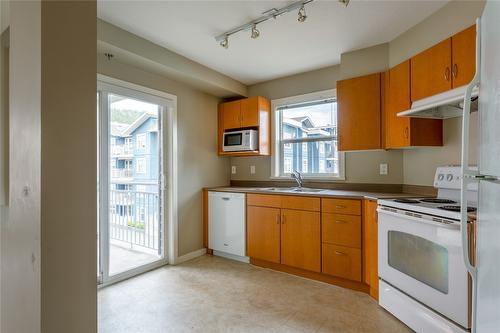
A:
111 145 133 157
111 168 133 179
109 189 160 253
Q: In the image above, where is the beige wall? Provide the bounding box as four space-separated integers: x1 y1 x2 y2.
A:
41 2 97 332
98 58 230 257
234 44 404 185
1 2 42 331
390 0 485 185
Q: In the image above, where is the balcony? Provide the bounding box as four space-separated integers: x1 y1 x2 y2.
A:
108 188 161 275
111 145 133 159
111 168 133 180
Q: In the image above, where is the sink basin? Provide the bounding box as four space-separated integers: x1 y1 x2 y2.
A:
259 187 326 194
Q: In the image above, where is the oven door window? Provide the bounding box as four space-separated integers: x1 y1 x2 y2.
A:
388 231 449 294
224 133 242 146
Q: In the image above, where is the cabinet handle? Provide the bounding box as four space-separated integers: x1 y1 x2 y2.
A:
335 220 348 224
334 251 347 256
335 205 346 209
444 67 451 81
452 64 458 79
404 127 409 140
276 214 280 225
282 214 285 224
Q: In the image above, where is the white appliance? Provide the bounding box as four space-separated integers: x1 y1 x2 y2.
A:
461 3 500 332
378 166 476 333
222 129 258 152
208 191 248 262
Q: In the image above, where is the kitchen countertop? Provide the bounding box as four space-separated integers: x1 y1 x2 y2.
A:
205 186 431 201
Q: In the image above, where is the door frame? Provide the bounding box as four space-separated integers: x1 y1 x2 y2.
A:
97 74 178 286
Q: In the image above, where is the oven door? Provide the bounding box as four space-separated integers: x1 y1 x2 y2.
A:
223 132 245 152
378 208 469 328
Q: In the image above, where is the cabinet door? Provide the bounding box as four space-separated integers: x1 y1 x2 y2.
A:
247 206 281 263
281 209 321 272
337 73 381 151
240 97 260 128
452 25 476 88
222 100 241 130
363 199 379 299
411 39 452 101
322 244 361 281
386 60 411 148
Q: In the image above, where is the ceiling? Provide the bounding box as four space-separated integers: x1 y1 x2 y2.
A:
98 0 449 85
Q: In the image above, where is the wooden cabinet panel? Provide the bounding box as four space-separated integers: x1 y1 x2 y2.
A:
247 194 281 208
386 60 411 148
452 25 476 88
322 213 361 248
281 209 321 272
247 206 281 263
322 243 361 282
240 97 260 128
322 198 361 216
411 39 452 101
337 73 381 151
281 196 320 212
222 100 241 130
363 199 379 299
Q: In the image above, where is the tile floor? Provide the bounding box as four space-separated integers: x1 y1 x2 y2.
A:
98 255 411 333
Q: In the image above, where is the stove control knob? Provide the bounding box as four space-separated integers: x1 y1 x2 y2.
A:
438 174 444 181
446 174 453 181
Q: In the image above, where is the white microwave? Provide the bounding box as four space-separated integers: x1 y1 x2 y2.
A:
223 130 258 152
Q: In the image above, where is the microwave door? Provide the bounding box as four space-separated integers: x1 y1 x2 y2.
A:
224 133 243 151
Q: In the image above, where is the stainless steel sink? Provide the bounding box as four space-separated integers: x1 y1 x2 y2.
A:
258 187 326 194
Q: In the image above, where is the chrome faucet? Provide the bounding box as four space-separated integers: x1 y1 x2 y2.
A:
291 170 304 188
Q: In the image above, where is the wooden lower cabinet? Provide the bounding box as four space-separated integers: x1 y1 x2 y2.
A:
322 243 361 282
247 206 281 264
363 199 379 300
281 209 321 272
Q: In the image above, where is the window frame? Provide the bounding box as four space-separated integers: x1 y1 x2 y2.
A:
136 157 147 174
136 133 147 150
271 89 345 181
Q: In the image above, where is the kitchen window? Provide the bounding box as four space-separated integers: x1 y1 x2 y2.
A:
272 90 344 179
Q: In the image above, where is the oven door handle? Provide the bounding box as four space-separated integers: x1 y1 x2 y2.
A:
377 208 460 230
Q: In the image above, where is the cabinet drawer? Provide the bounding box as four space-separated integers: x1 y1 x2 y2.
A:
247 194 281 208
322 198 361 215
322 244 361 282
322 213 361 248
282 196 320 212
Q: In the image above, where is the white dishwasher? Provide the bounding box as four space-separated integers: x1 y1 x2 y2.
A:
208 191 247 261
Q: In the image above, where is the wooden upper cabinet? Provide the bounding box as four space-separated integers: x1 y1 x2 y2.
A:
280 209 321 272
337 73 381 151
452 25 476 88
221 100 241 130
363 199 379 299
247 206 281 264
411 38 452 101
218 96 271 156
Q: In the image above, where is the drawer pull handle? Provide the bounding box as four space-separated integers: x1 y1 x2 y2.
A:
335 220 347 224
334 251 347 256
222 197 230 201
335 205 346 209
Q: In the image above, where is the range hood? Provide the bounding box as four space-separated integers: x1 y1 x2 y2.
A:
397 85 479 119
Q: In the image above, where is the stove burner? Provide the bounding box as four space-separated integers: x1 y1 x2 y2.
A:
420 198 457 204
394 199 421 204
438 205 477 212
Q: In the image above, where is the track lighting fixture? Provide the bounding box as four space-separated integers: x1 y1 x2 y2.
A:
220 35 229 49
338 0 350 7
297 5 307 22
251 24 260 39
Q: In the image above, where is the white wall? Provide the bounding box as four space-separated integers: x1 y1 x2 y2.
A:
1 2 41 331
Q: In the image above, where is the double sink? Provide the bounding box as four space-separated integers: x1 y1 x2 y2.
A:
252 187 328 194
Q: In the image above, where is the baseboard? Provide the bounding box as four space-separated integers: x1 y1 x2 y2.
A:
213 250 250 263
174 248 206 265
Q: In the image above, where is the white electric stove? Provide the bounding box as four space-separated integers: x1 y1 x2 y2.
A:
377 166 476 333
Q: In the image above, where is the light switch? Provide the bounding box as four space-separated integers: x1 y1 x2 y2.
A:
250 165 256 174
231 166 237 174
380 163 388 175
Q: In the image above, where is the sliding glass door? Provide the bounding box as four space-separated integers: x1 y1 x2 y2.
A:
97 79 171 285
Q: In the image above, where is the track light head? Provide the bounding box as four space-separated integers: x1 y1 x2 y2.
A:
297 5 307 22
220 35 229 49
338 0 350 7
251 24 260 39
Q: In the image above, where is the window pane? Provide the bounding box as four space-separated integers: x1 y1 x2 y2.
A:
388 231 449 294
281 140 339 175
281 101 337 140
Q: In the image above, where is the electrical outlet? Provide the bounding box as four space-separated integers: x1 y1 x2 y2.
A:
380 163 388 175
231 166 237 174
250 165 256 174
